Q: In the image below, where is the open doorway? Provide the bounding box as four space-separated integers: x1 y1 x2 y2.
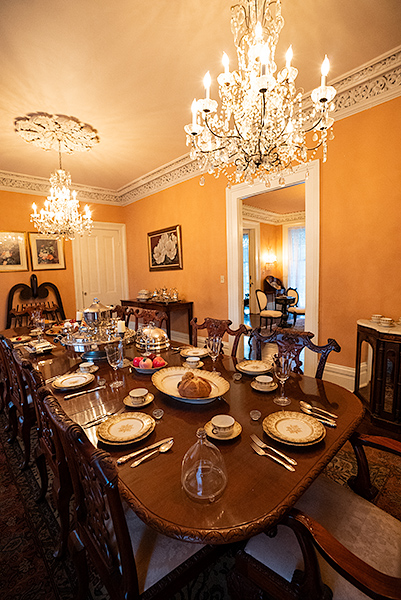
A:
225 160 320 376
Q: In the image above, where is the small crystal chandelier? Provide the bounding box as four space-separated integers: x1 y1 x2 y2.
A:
15 112 99 240
31 149 93 240
185 0 336 187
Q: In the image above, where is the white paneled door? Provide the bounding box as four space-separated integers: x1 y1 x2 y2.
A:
72 222 129 310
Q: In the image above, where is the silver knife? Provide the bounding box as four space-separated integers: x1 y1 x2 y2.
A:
117 437 174 465
64 385 106 400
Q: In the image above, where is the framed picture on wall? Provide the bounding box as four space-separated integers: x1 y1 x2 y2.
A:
0 231 29 272
29 233 66 271
148 224 183 271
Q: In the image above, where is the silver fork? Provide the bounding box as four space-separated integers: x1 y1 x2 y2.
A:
250 434 297 466
83 407 124 429
250 442 295 472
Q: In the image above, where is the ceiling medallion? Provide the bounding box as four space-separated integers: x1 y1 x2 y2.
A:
15 112 99 240
185 0 336 187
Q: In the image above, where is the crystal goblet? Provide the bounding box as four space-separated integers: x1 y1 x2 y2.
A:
273 355 291 407
105 340 124 390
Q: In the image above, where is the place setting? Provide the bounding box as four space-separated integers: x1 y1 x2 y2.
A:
235 358 273 376
96 411 156 446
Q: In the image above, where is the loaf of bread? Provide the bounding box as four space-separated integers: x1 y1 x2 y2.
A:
177 371 212 398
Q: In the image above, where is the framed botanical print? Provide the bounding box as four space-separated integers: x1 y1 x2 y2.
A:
0 231 29 272
29 233 66 271
148 225 183 271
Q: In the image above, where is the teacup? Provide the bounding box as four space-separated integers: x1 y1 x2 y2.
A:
80 361 94 372
129 388 148 403
211 414 235 438
380 317 393 327
255 375 274 387
371 314 382 323
186 356 200 367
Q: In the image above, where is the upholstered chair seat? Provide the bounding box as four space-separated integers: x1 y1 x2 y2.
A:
240 474 401 599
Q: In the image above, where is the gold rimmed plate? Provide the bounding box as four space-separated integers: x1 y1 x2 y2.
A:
262 411 326 446
152 366 230 404
97 412 155 443
52 372 95 390
236 360 273 375
97 419 156 446
251 381 278 393
180 347 209 359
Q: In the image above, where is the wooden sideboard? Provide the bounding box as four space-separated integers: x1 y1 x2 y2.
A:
354 319 401 432
120 299 193 344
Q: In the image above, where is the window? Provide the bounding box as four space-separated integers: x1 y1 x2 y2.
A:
287 227 305 307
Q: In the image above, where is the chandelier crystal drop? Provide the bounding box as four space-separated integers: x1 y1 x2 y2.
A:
184 0 336 186
31 162 93 240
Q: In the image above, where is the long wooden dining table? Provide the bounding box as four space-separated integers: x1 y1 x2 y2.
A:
5 327 364 546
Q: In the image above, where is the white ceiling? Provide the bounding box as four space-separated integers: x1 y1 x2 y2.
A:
1 0 400 191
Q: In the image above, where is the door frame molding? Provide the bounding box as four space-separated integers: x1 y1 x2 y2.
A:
243 220 260 314
72 221 129 311
226 160 320 376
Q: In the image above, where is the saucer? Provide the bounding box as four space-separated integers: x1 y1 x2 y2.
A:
204 420 242 440
79 365 99 374
251 381 278 393
183 360 204 369
123 393 154 408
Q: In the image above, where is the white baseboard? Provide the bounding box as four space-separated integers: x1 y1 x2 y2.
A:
323 362 367 392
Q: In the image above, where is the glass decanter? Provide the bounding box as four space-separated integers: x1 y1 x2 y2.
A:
181 428 227 503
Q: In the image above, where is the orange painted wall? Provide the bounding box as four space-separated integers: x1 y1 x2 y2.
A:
121 176 229 334
259 222 282 286
0 191 125 327
1 97 400 368
319 96 401 366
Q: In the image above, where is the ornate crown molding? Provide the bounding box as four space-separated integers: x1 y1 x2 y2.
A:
0 170 118 204
242 204 305 225
1 48 400 203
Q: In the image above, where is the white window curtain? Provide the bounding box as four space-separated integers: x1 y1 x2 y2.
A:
288 227 306 307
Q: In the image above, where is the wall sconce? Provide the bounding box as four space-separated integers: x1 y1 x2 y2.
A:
262 249 277 271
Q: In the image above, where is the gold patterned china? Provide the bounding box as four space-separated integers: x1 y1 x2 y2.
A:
262 411 326 446
123 393 154 408
180 347 209 359
52 372 95 390
97 412 155 444
251 381 278 393
236 360 273 375
204 420 242 440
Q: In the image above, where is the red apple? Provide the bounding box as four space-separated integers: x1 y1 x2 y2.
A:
132 357 142 367
139 357 153 369
152 356 166 368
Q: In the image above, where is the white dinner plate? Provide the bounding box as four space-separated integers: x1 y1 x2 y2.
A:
97 412 154 443
152 366 230 404
10 335 32 344
236 360 273 375
180 347 209 359
97 419 156 446
263 411 326 446
52 372 95 390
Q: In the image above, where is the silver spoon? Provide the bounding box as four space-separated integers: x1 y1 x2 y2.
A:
130 439 174 468
299 405 337 427
299 401 338 419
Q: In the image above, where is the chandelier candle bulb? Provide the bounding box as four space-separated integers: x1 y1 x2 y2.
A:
191 99 197 127
222 52 230 74
203 71 211 100
321 55 330 87
285 45 293 69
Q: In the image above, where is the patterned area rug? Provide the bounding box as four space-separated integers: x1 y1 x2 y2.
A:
0 411 399 600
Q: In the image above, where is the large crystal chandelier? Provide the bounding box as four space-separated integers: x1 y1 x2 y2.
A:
31 151 93 240
185 0 336 186
15 112 99 240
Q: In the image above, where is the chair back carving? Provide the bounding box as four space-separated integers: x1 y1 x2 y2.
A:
250 328 341 379
286 287 299 306
127 307 168 331
255 289 268 312
42 391 140 598
190 317 248 358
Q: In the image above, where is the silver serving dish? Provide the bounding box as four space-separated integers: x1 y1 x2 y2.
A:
135 323 170 352
83 298 112 324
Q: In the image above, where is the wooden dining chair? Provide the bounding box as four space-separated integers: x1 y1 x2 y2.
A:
255 289 283 332
0 336 9 413
228 431 401 600
286 287 305 326
249 328 341 379
126 307 168 331
21 366 72 558
0 335 36 469
190 317 249 358
41 390 222 600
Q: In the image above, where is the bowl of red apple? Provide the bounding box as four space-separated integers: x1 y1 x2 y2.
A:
131 354 168 374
